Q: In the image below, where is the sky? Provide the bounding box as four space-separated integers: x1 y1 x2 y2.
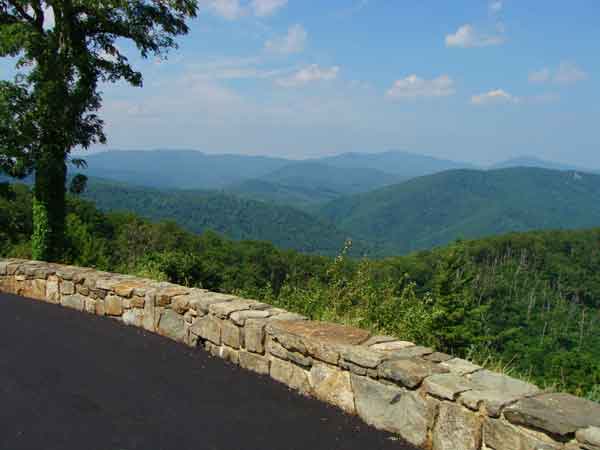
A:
2 0 600 166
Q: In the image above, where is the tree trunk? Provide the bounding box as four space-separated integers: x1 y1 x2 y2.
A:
32 148 66 262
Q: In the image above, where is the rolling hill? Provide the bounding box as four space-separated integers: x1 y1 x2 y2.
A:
82 150 291 190
82 178 370 256
228 162 404 208
317 167 600 255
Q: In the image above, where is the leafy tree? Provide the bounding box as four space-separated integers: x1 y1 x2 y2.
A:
0 0 197 261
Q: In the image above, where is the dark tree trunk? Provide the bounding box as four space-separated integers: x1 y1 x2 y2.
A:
32 147 66 262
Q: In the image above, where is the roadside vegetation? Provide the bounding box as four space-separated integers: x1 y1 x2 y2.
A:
2 183 599 400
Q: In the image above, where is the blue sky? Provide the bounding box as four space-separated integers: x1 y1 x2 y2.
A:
2 0 599 166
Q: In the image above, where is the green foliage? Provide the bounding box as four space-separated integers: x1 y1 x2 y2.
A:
1 0 197 261
82 177 371 256
2 184 600 399
318 167 600 255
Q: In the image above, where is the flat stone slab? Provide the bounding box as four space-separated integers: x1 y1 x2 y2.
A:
268 320 370 345
370 341 415 352
340 346 385 369
386 345 434 360
379 358 448 388
505 393 600 437
209 298 269 318
577 427 600 449
423 373 474 400
484 418 561 450
461 370 540 417
440 358 482 376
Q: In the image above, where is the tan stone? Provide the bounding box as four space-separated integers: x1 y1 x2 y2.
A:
171 295 191 314
433 402 482 450
270 357 311 395
113 280 150 298
221 321 242 349
190 316 222 345
105 295 123 316
484 418 561 450
61 280 75 295
123 309 145 327
22 279 46 300
309 363 355 414
157 310 185 342
60 294 85 311
244 319 267 354
84 298 97 314
46 276 60 304
239 351 270 375
218 345 239 364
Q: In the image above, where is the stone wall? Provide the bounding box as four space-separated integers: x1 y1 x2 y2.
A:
1 258 599 450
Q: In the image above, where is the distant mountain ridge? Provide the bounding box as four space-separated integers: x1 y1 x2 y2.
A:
317 167 600 255
489 156 594 173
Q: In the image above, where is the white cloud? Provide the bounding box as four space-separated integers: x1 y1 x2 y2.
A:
529 62 588 85
201 0 287 19
205 0 244 20
471 89 519 105
251 0 287 17
554 61 588 84
489 1 502 14
386 74 455 100
276 65 339 87
445 24 505 48
265 24 307 55
528 67 551 83
189 57 288 80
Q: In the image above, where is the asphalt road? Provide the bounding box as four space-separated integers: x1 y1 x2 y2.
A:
0 293 418 450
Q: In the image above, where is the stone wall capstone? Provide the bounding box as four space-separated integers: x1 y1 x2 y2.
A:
1 258 599 450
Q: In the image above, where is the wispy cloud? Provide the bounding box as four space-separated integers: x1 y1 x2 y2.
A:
445 24 505 48
386 74 455 100
251 0 288 17
265 24 308 55
276 65 340 87
529 61 588 85
471 89 519 105
200 0 287 20
489 1 502 14
187 57 289 80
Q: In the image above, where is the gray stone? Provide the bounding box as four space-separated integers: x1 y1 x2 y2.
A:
230 310 270 326
577 427 600 450
432 402 482 450
268 312 307 321
60 294 85 311
239 351 270 375
351 374 436 448
270 357 311 395
266 338 289 361
123 309 145 327
505 393 600 437
386 345 434 359
244 319 267 354
462 370 540 417
484 418 562 450
424 373 474 400
423 352 453 363
84 298 96 314
157 310 185 342
209 298 269 319
190 316 222 345
309 363 355 414
189 293 235 313
378 358 448 388
370 341 416 352
171 295 191 314
440 358 482 375
362 335 399 347
221 321 242 349
340 346 384 368
340 359 368 376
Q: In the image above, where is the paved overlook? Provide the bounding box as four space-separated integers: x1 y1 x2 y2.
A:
0 293 416 450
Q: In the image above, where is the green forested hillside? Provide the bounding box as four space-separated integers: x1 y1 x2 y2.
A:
228 162 404 208
81 178 368 256
318 167 600 255
1 182 599 399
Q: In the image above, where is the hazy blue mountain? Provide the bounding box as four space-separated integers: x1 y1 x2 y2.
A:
490 156 593 172
82 149 291 189
317 167 600 255
315 150 475 177
82 177 371 256
228 162 405 208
